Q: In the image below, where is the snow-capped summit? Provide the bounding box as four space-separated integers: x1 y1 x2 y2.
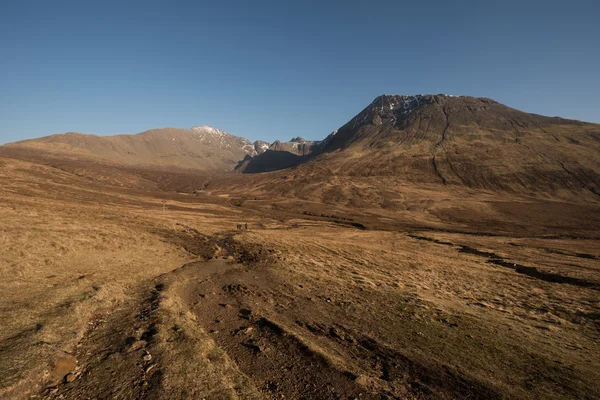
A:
190 125 226 136
188 126 271 157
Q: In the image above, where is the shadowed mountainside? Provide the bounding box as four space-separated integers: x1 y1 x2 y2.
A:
235 137 319 172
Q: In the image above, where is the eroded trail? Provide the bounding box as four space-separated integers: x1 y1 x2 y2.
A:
40 229 599 400
44 257 263 399
43 233 496 400
172 261 500 400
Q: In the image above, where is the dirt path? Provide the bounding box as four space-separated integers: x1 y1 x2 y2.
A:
43 258 262 399
39 230 599 399
41 236 484 399
165 261 373 400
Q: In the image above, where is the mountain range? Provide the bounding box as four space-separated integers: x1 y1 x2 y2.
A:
1 94 599 199
0 125 267 171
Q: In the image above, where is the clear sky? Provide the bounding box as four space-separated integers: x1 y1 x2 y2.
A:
1 0 599 144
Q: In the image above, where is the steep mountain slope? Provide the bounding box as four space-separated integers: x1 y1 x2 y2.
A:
241 94 600 199
0 125 259 172
253 140 270 155
235 137 321 173
269 137 318 156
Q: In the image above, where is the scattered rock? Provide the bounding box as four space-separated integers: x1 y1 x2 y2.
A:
243 341 265 353
412 381 433 394
144 364 156 373
64 373 76 383
142 353 152 362
45 387 59 395
234 326 254 335
128 340 147 352
354 374 370 386
265 380 279 391
48 354 77 386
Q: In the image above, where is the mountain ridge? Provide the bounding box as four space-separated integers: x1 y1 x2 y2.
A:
234 94 600 201
1 125 265 172
2 94 599 199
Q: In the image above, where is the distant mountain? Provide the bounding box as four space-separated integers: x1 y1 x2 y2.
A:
238 94 600 199
253 140 270 155
0 125 260 172
269 137 318 156
3 94 599 199
235 136 323 173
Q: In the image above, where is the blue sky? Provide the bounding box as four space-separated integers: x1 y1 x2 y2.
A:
1 0 599 144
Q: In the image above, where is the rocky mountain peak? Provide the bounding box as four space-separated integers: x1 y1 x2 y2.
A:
190 125 226 136
253 140 270 155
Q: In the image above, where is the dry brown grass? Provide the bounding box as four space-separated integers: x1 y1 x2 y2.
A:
230 224 599 398
1 156 599 399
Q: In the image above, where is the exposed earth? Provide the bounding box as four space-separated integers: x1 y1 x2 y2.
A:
0 95 599 399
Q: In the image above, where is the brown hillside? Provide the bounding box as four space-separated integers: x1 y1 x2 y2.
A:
240 94 600 200
0 126 258 172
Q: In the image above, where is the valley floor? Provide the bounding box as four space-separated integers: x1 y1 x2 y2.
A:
0 157 599 399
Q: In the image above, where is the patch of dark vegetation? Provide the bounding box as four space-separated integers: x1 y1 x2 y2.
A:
333 220 368 230
457 245 499 258
410 226 599 240
576 311 600 321
408 234 454 246
487 259 599 289
544 248 599 260
140 323 158 342
302 211 353 221
298 210 367 229
410 235 599 290
0 325 45 349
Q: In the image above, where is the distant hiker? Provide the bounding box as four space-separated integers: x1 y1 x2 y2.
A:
244 223 248 230
237 224 242 230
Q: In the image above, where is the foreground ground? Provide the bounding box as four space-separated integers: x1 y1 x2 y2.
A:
0 156 599 399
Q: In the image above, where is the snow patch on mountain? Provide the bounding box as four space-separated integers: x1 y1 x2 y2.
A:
190 125 225 136
189 125 263 156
